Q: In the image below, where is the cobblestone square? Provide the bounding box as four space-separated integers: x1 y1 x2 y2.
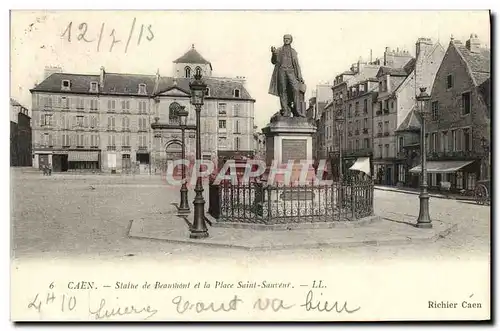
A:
11 168 490 263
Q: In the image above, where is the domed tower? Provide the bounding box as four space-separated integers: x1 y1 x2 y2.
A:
173 44 213 78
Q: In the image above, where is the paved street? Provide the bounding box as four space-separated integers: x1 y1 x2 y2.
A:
11 168 490 263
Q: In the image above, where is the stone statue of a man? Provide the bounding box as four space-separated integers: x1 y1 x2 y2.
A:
268 34 306 117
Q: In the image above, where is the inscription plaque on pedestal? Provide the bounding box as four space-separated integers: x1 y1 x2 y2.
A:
281 139 307 163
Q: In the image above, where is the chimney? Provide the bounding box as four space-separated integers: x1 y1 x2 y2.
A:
43 65 63 80
416 37 433 58
99 66 105 88
466 34 481 53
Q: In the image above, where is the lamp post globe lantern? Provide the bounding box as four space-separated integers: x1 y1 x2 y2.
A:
177 105 190 214
415 87 432 228
188 72 209 239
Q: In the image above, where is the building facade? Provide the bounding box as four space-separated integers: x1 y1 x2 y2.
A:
30 46 255 173
10 98 32 167
374 39 445 185
343 79 378 172
418 34 490 192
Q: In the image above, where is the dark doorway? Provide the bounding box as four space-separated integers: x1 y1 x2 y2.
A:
386 167 392 185
122 154 131 173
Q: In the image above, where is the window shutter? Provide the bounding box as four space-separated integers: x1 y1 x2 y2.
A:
458 130 463 151
469 128 473 151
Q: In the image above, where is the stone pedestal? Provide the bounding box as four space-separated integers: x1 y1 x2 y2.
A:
261 116 317 184
262 116 316 165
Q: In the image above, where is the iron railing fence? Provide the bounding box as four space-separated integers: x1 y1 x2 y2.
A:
209 178 374 224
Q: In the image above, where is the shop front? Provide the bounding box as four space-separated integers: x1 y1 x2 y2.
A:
409 160 480 192
67 150 100 172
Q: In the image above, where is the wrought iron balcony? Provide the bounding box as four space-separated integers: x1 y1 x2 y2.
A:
107 145 116 151
355 130 360 135
383 108 390 114
384 132 390 136
376 110 382 116
363 128 368 134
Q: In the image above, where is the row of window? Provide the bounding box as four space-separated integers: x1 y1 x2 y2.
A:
217 136 242 150
376 144 392 159
39 133 148 148
217 103 243 116
431 92 471 120
427 128 472 153
40 96 149 113
40 114 149 131
347 99 369 117
218 120 244 133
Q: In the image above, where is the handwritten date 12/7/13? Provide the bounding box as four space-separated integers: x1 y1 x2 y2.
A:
61 18 154 53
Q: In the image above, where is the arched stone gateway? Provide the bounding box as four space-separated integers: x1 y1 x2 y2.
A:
163 139 183 177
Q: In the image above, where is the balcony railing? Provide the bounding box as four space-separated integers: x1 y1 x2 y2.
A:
377 133 382 137
355 130 359 135
107 145 116 151
348 131 353 137
138 146 148 151
122 145 131 151
427 150 479 160
376 110 382 115
384 132 390 136
383 108 390 114
363 128 368 134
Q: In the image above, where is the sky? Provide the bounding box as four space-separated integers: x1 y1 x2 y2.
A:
10 10 490 129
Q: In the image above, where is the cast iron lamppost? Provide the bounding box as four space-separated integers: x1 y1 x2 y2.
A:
189 72 209 239
335 111 345 181
415 87 432 228
177 105 190 214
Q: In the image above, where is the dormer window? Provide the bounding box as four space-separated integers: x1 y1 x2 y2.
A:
233 89 241 98
138 83 147 95
184 67 191 78
61 80 70 91
90 81 98 92
205 87 210 97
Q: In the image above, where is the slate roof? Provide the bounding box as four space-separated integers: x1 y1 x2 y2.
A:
31 72 253 101
32 73 101 94
173 46 213 69
376 66 411 78
102 73 157 95
454 43 490 85
395 107 421 132
390 76 406 94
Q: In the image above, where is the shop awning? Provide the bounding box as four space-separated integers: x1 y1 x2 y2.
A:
409 160 475 174
68 151 99 162
349 157 371 176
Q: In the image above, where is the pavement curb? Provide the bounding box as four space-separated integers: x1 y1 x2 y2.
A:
128 214 458 251
375 187 476 202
